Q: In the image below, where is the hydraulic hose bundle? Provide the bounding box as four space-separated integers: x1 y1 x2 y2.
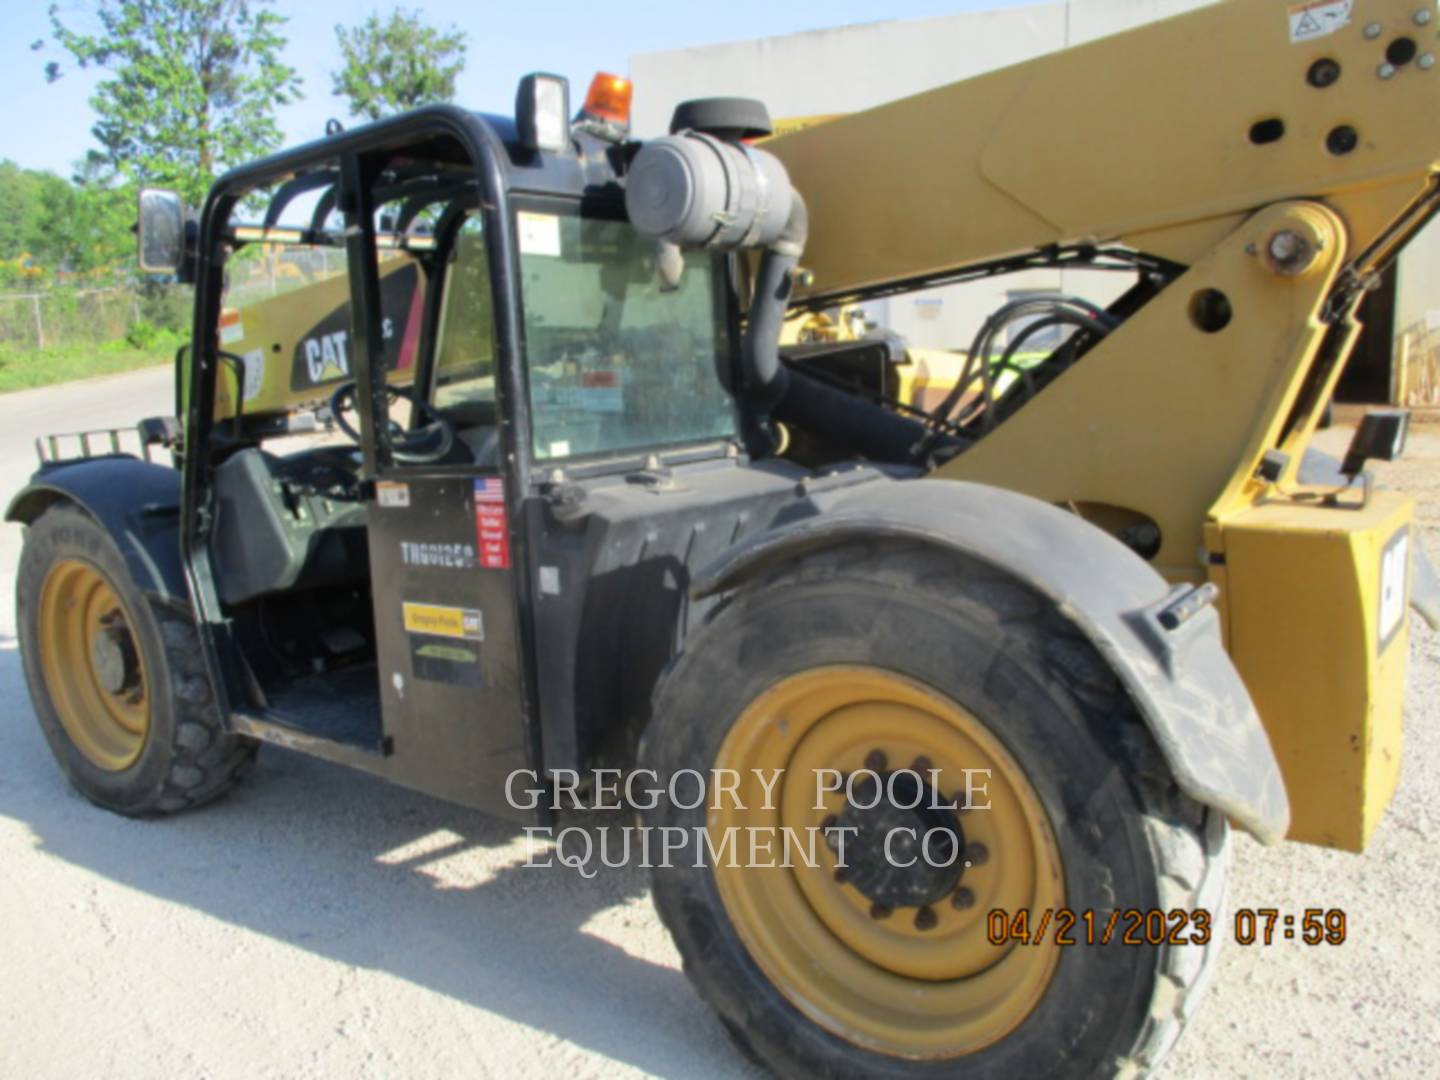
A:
931 295 1118 434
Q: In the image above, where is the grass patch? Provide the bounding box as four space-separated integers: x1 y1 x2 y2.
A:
0 334 178 393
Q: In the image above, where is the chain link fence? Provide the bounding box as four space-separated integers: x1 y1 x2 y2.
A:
0 245 353 354
0 284 195 351
224 246 348 310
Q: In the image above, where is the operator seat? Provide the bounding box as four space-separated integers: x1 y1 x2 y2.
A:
435 397 501 468
456 426 501 468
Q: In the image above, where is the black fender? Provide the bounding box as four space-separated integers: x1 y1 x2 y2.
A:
693 477 1290 844
5 457 188 608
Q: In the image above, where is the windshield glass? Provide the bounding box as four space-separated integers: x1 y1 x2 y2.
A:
518 211 735 461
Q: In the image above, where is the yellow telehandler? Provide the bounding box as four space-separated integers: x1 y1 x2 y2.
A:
8 3 1438 1076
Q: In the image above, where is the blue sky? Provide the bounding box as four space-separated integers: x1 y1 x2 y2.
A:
10 0 1032 178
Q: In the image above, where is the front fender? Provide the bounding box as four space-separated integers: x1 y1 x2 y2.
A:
6 457 187 607
695 478 1290 844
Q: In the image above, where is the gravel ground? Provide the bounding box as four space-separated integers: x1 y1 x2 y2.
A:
0 368 1436 1079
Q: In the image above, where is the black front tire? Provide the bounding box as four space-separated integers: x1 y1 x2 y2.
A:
16 504 257 816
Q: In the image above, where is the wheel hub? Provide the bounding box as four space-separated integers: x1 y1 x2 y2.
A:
37 559 151 771
91 619 140 696
709 666 1066 1058
834 765 966 911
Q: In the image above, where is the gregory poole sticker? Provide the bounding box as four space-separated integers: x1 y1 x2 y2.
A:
402 602 484 640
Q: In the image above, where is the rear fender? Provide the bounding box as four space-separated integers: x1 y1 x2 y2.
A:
694 478 1290 844
5 457 187 608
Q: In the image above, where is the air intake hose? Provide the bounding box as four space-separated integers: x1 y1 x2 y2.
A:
740 193 806 408
748 196 950 463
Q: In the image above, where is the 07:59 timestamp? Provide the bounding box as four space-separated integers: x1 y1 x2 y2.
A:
987 907 1347 947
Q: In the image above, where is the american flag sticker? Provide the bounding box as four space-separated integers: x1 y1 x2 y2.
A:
474 477 506 504
474 477 510 569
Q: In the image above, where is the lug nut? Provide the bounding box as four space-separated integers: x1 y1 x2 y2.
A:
1365 21 1383 38
1379 62 1397 79
964 842 990 867
952 887 976 910
1421 53 1437 69
915 906 938 931
1417 9 1433 26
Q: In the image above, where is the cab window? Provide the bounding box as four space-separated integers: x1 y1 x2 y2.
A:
433 216 496 412
518 210 735 461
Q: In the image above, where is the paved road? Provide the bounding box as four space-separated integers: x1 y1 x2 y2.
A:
0 367 1436 1078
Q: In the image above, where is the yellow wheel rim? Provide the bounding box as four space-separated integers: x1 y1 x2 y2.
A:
37 559 151 772
710 666 1064 1059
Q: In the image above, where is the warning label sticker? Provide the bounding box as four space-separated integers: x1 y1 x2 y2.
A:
219 309 245 346
1378 526 1410 652
518 211 562 257
240 348 265 402
1288 0 1352 43
376 481 411 509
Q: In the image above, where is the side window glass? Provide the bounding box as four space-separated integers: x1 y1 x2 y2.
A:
217 238 354 424
213 169 426 432
433 216 495 414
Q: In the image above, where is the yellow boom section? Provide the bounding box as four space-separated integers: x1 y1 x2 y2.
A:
770 0 1440 292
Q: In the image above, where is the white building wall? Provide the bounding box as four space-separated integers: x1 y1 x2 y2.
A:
630 0 1215 138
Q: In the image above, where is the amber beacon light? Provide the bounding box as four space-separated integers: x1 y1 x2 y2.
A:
583 72 633 128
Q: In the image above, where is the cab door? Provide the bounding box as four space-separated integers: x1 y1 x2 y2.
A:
351 194 536 821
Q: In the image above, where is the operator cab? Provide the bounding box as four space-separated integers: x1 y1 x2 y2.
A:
147 74 814 815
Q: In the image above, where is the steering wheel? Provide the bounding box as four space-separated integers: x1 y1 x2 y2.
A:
328 381 457 465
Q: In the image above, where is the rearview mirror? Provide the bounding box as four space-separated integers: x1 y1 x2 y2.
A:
137 188 187 275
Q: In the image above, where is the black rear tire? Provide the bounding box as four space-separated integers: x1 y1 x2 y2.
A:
17 504 257 816
639 541 1228 1079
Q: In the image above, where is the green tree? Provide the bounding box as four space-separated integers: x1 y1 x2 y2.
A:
0 162 47 260
43 0 302 207
58 153 135 278
0 162 120 279
332 10 468 122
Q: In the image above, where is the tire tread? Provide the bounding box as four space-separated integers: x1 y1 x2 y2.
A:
145 602 257 813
